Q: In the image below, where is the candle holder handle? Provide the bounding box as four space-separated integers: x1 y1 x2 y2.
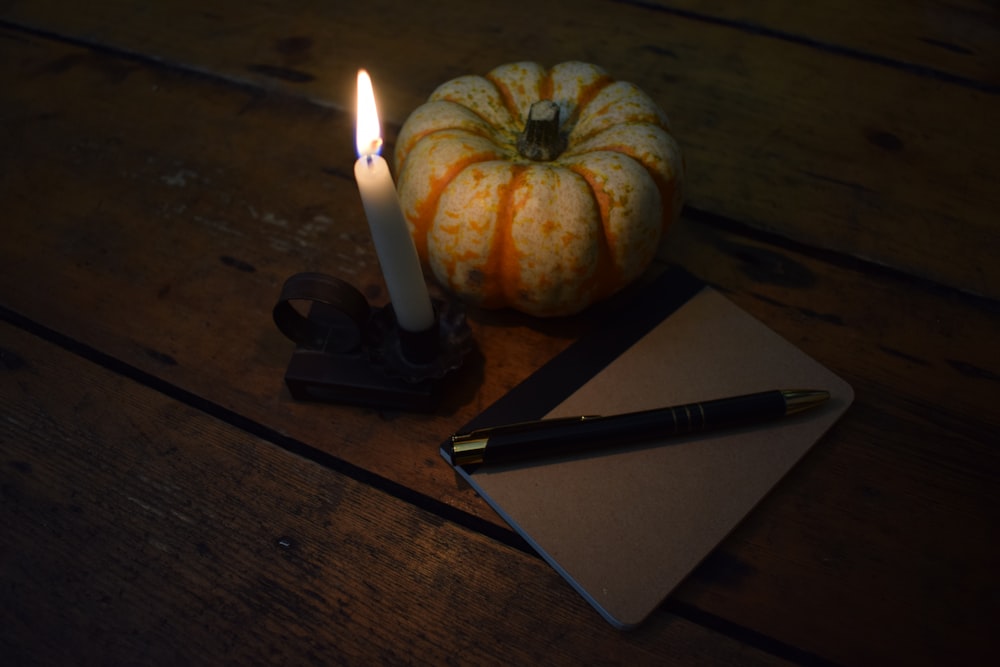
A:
273 272 473 412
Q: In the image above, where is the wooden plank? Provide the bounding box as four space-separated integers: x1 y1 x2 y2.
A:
1 29 998 665
637 0 1000 86
0 323 793 666
2 0 998 298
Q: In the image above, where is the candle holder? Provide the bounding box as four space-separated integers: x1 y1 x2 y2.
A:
272 272 474 412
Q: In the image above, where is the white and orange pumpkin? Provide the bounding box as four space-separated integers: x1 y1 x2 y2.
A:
394 61 683 316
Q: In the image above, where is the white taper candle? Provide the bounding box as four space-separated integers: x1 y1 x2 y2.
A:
354 69 435 333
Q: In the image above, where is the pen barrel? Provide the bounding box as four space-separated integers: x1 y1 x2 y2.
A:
481 390 789 465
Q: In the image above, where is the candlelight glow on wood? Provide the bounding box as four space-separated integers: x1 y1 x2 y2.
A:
354 69 435 333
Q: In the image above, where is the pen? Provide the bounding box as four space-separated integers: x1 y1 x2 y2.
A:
446 389 830 467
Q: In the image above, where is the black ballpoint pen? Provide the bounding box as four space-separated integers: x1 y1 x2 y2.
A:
446 389 830 467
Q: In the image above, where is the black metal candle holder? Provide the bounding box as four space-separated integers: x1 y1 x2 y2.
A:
273 272 473 412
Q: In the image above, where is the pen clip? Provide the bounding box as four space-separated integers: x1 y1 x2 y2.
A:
453 414 600 443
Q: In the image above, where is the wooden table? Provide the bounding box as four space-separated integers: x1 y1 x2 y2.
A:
2 1 997 664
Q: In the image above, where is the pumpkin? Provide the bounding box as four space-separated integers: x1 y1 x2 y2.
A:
394 61 683 316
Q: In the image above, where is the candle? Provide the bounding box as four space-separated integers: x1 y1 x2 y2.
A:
354 69 435 333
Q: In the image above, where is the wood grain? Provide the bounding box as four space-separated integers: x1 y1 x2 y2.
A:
1 322 797 666
1 29 998 665
641 0 1000 86
3 0 998 299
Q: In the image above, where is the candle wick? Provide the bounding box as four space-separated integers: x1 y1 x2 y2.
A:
366 154 374 166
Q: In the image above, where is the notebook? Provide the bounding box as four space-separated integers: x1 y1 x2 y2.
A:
441 267 854 629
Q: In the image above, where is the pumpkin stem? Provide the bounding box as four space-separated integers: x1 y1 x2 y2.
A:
517 100 567 161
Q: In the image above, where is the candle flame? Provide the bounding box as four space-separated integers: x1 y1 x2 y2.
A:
356 69 383 158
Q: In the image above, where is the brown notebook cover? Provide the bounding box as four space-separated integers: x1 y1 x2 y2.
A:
443 268 853 628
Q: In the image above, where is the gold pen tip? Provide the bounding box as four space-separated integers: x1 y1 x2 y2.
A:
782 389 830 415
448 435 488 466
